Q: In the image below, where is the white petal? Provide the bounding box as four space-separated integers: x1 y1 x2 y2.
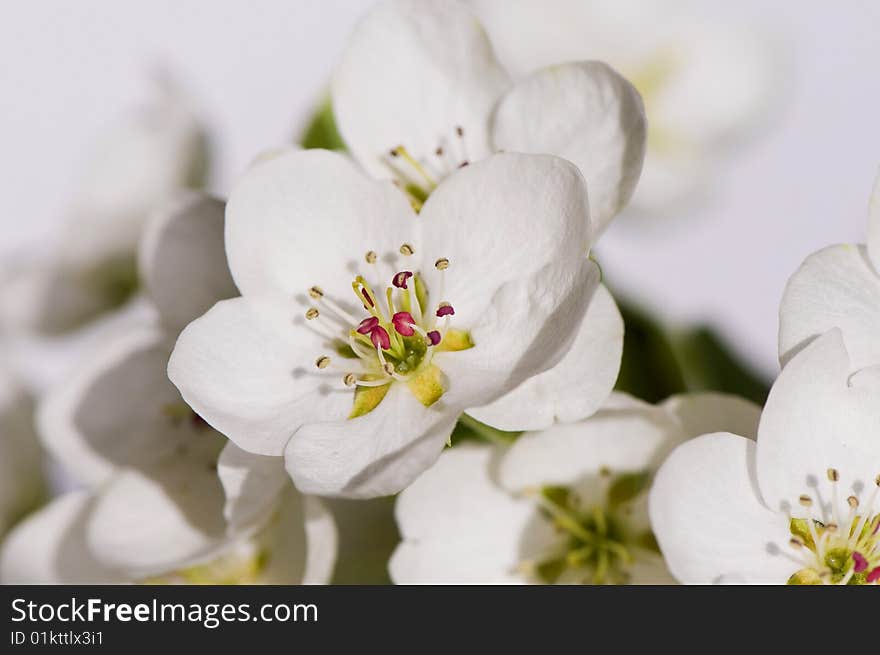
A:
86 437 227 576
0 370 44 538
467 283 622 430
38 326 187 486
69 76 208 252
391 444 533 584
498 398 682 494
301 496 338 584
0 492 121 584
869 169 880 270
2 293 157 395
332 0 510 177
225 149 416 300
168 296 351 456
492 62 646 236
649 433 794 584
217 442 288 533
779 244 880 371
441 257 600 410
646 17 778 148
259 488 337 584
417 153 597 408
285 383 458 498
757 330 880 520
139 192 237 331
419 153 591 320
662 392 762 441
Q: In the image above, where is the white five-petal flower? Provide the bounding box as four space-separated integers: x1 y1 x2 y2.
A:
780 171 880 372
332 0 635 432
466 0 779 214
650 331 880 585
169 149 599 498
333 0 646 238
391 392 760 584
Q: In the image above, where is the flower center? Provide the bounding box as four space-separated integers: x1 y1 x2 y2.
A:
520 469 658 585
141 538 269 585
305 246 472 418
383 126 470 212
786 469 880 585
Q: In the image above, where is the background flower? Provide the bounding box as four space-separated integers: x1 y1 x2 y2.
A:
392 392 760 584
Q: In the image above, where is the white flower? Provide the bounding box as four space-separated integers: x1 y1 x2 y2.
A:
169 149 599 498
779 170 880 372
11 191 335 583
0 481 336 585
466 0 779 213
330 0 633 432
650 331 880 585
391 392 760 584
0 75 208 336
333 0 646 238
0 367 45 539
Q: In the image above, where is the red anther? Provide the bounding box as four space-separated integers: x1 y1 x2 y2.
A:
436 304 455 318
356 317 379 334
370 326 391 350
361 287 375 308
427 330 441 346
853 552 869 573
867 567 880 583
393 271 413 289
392 312 416 336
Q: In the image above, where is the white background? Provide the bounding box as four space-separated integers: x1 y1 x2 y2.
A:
2 0 879 376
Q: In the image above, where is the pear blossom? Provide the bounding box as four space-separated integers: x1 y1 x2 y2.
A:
650 330 880 585
466 0 778 214
391 392 761 584
33 191 235 573
0 75 208 337
330 0 633 432
0 366 45 539
333 0 646 238
169 149 599 498
779 171 880 371
0 476 336 585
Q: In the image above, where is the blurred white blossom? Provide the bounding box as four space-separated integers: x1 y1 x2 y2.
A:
468 0 780 214
392 392 760 584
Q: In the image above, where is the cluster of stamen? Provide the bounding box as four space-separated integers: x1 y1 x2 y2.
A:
786 469 880 585
384 126 470 211
518 469 657 585
304 245 458 400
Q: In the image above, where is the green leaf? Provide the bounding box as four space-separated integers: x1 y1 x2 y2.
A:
671 327 770 405
299 97 346 151
614 297 686 403
451 413 521 446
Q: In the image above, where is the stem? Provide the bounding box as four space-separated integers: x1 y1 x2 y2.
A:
454 413 521 446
